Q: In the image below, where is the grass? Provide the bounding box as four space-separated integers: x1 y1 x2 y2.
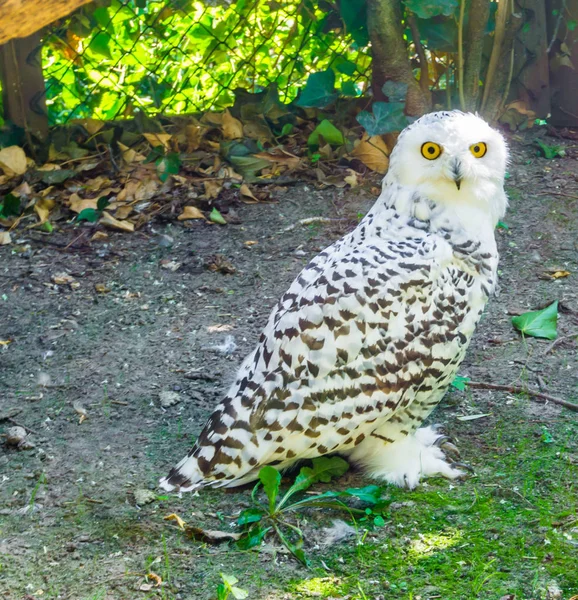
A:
1 399 576 599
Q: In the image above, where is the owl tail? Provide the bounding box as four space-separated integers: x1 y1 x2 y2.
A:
159 453 204 493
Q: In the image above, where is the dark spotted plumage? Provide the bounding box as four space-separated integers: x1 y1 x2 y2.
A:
161 111 509 492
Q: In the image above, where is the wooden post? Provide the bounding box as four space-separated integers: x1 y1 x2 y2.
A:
0 32 49 140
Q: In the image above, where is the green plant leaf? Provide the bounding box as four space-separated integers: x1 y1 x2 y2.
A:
415 17 458 52
230 587 249 600
237 508 265 526
96 196 110 212
356 102 408 136
220 574 239 587
0 193 21 218
259 466 281 512
496 221 509 230
156 152 181 182
339 0 369 46
535 139 565 159
217 582 228 600
236 524 269 549
38 169 77 185
310 456 350 482
373 515 386 527
76 208 100 223
341 81 358 97
307 119 345 148
403 0 458 19
451 375 470 391
381 81 408 103
90 32 113 59
295 70 338 108
209 208 227 225
228 155 270 181
512 301 558 340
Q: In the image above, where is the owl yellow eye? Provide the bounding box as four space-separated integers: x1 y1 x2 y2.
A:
421 142 442 160
470 142 487 158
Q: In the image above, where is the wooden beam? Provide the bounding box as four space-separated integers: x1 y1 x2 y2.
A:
0 33 48 140
0 0 93 46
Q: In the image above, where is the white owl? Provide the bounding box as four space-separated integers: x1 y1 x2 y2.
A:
160 111 508 492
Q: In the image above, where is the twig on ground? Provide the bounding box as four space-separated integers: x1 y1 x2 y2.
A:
7 418 41 435
467 381 578 412
537 191 578 200
280 217 348 233
543 331 578 355
110 400 129 406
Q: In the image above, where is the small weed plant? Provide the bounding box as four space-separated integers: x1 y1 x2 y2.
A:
236 456 385 565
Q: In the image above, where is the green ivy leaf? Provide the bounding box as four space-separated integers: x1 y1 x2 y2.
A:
0 193 21 218
404 0 458 19
39 169 77 185
307 119 345 148
295 70 338 108
259 465 281 512
451 375 470 391
356 102 408 136
381 81 408 103
335 59 357 76
512 301 558 340
373 515 386 527
339 0 369 46
76 208 100 223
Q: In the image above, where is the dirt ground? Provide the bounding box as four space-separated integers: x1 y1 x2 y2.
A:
1 130 577 600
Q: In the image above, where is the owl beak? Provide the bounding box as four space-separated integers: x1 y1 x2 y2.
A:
450 158 463 190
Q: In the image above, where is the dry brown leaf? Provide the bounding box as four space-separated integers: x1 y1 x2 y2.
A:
204 180 222 199
147 572 162 587
243 120 273 140
239 183 258 202
184 124 204 152
201 111 224 126
52 273 76 285
91 231 109 241
100 211 135 232
115 205 133 220
0 146 27 176
164 513 187 529
71 118 105 135
253 149 301 170
34 198 56 223
184 526 242 544
143 132 172 149
73 401 87 424
244 240 258 246
0 231 12 245
117 142 145 164
37 163 61 171
351 135 390 174
11 181 32 196
222 109 243 140
68 193 98 214
178 206 206 220
344 169 360 188
540 269 571 280
95 283 110 293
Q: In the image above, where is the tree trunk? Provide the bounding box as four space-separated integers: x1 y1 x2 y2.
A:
462 0 491 111
366 0 430 116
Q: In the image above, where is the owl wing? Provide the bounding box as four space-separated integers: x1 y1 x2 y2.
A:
187 231 474 486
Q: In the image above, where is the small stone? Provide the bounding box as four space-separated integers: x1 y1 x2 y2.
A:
134 488 157 506
157 234 174 248
5 426 27 447
159 391 181 408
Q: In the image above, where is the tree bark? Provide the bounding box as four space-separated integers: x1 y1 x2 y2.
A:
463 0 491 111
366 0 430 116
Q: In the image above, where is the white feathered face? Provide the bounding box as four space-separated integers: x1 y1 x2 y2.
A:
386 111 509 222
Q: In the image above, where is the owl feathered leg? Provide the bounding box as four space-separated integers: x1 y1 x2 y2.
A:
348 425 465 489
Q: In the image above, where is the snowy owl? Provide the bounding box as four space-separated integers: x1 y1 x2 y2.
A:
160 111 508 492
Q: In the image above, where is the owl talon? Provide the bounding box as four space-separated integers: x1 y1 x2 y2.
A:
448 460 475 474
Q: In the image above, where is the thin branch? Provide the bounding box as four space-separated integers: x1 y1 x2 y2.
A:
467 381 578 412
543 331 578 355
547 0 567 53
458 0 466 111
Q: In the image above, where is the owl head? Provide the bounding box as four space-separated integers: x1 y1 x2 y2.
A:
385 111 509 225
